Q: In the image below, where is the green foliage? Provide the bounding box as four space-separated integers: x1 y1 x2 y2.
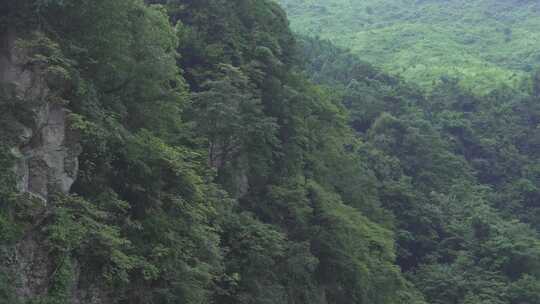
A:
215 211 288 304
48 194 138 286
308 181 419 304
508 275 540 303
4 0 540 304
299 35 540 304
43 257 75 304
278 0 540 93
189 64 279 196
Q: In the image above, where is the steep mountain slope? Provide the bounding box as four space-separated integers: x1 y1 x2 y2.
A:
278 0 540 92
300 35 540 304
3 1 540 304
0 0 424 303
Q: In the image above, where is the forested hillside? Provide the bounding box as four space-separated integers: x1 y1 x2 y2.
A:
0 0 422 303
2 0 540 304
278 0 540 93
300 36 540 303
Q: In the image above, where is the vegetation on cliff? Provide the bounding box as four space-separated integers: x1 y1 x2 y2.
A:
2 1 540 304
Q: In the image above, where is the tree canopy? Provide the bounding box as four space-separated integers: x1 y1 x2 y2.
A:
2 1 540 304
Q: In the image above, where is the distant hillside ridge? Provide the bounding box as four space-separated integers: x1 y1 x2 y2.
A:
278 0 540 93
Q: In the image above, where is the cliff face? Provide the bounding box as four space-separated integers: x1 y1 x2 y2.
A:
0 28 93 303
1 28 80 202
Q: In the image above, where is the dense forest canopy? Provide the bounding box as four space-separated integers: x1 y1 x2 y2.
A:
1 0 540 304
278 0 540 93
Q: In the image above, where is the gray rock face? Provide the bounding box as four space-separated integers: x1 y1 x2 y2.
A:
12 231 53 299
0 28 86 302
16 102 80 199
1 28 80 201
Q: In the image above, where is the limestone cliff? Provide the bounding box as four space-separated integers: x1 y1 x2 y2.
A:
1 28 80 202
0 28 93 303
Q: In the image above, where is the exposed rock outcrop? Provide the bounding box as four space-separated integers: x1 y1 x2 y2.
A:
1 28 80 202
0 28 84 302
